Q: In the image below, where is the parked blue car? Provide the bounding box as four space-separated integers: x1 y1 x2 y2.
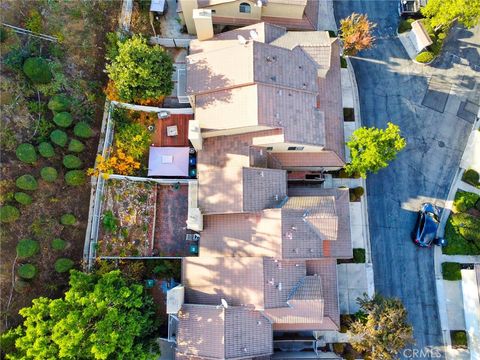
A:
411 203 446 247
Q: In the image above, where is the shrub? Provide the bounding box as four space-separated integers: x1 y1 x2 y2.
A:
63 155 82 169
53 112 73 128
40 167 58 182
48 94 70 112
398 18 414 33
102 210 119 232
74 122 93 138
0 205 20 223
38 142 55 158
462 169 479 187
18 264 37 279
16 175 38 191
16 239 40 258
54 258 74 273
451 330 468 348
68 139 85 153
106 35 174 102
35 117 56 143
15 192 32 205
333 343 345 353
416 51 434 63
50 129 68 147
349 187 364 202
442 262 462 280
60 213 77 226
116 122 151 160
340 56 347 68
65 170 86 186
25 9 42 33
51 238 67 251
353 248 366 263
23 57 52 84
16 143 37 164
453 190 480 212
0 26 7 43
451 213 480 243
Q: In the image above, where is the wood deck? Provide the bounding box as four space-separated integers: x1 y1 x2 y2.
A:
152 114 191 147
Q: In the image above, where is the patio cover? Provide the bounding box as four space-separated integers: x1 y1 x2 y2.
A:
148 147 189 177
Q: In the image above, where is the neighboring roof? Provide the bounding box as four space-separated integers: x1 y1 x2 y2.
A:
189 23 287 54
288 188 352 258
197 0 237 8
198 166 287 214
147 147 190 177
411 20 433 50
176 304 273 359
271 150 345 168
182 257 266 308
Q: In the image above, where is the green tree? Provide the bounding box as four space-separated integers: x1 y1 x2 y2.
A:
421 0 480 30
106 35 174 102
340 13 376 56
346 122 406 178
348 294 413 360
4 270 159 360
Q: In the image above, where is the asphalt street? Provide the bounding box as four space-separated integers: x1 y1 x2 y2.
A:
333 1 480 358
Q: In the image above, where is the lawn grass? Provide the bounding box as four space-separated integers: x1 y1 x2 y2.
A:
453 190 480 213
443 216 480 255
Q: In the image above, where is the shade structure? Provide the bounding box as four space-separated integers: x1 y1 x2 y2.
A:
148 147 190 177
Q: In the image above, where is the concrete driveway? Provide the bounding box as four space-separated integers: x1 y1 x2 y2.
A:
333 0 479 358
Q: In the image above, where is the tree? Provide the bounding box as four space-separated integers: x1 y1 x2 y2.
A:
3 270 159 360
106 35 174 103
346 122 406 178
421 0 480 30
340 13 376 56
348 294 414 360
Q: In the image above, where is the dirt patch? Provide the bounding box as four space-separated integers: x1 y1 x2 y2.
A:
0 0 120 331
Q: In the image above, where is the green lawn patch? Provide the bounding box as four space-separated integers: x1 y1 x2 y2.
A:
453 190 480 213
443 215 480 255
441 262 462 281
16 239 40 258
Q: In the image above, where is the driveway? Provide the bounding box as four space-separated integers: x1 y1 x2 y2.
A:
333 0 480 358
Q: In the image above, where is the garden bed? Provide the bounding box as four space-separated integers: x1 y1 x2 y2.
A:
98 179 157 257
0 0 119 331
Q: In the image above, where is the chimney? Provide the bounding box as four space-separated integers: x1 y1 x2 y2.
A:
193 9 214 41
178 0 198 35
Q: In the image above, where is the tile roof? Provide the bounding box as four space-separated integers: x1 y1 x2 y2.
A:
306 258 340 327
271 151 345 168
287 188 352 259
176 304 273 359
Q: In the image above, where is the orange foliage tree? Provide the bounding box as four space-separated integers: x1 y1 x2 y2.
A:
87 143 141 179
340 13 376 56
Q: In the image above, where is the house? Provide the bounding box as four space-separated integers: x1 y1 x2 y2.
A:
169 23 350 359
178 0 319 35
187 22 346 171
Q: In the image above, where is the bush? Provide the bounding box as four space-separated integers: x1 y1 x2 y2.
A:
451 213 480 243
53 112 73 128
16 239 40 258
60 213 77 226
451 330 468 348
65 170 86 186
63 155 82 169
73 122 93 138
0 205 20 223
48 94 70 112
23 57 52 84
415 51 434 63
38 142 55 158
443 215 480 255
50 129 68 147
116 122 151 160
18 264 37 279
333 343 345 353
16 175 38 191
106 35 174 102
54 258 74 273
68 139 85 153
15 192 32 205
462 169 479 187
398 18 414 33
340 56 347 68
0 26 7 43
353 248 366 263
442 262 462 280
453 190 480 213
51 238 67 251
40 167 58 182
349 186 365 202
16 143 37 164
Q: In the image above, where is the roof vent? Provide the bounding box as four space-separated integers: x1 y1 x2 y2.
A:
293 248 299 253
250 30 259 40
271 76 277 82
302 83 307 89
286 231 293 240
274 194 279 201
243 347 248 353
309 248 314 253
291 226 297 231
259 171 264 177
268 278 275 285
295 263 300 267
257 320 262 325
237 35 247 45
277 282 282 291
299 65 303 70
266 56 273 63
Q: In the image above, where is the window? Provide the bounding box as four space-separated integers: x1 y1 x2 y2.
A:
239 2 251 13
287 146 304 151
266 147 273 151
